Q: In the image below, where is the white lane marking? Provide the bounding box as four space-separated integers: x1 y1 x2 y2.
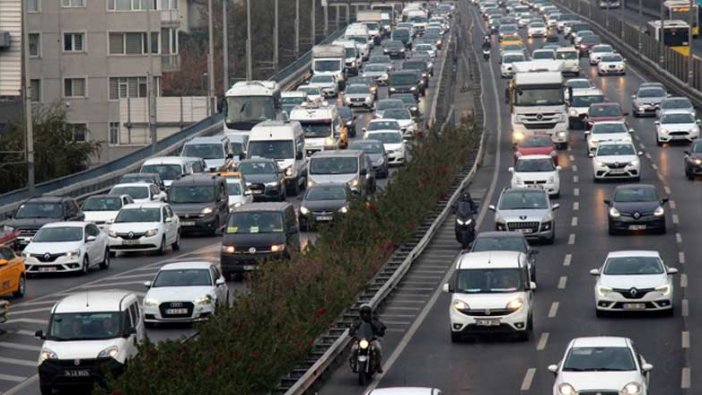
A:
568 234 576 245
682 299 689 317
386 328 405 333
0 342 41 352
563 254 572 266
670 200 677 209
673 214 679 224
657 172 664 181
639 142 646 149
383 320 411 325
413 269 449 274
681 273 688 288
682 368 691 389
567 145 572 152
571 217 578 226
521 368 536 390
0 374 26 383
572 164 578 172
573 202 579 210
682 331 690 349
380 314 417 319
558 276 568 289
3 375 38 395
568 154 574 161
537 332 550 351
645 152 652 159
573 175 579 183
664 185 672 195
676 233 683 244
15 330 36 337
382 306 422 311
573 188 580 197
5 318 48 325
7 306 52 316
651 163 659 170
679 252 686 264
112 272 159 280
78 280 148 289
8 299 57 307
0 356 36 367
633 134 640 141
548 302 559 318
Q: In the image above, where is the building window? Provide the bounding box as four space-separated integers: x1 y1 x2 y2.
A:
160 0 176 9
68 123 88 142
30 79 41 102
64 78 86 98
28 33 40 57
109 32 158 55
26 0 40 12
109 122 120 145
161 28 178 55
109 77 148 100
108 0 156 11
63 33 85 52
61 0 85 7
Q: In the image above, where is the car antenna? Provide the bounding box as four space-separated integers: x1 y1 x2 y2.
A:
86 291 90 308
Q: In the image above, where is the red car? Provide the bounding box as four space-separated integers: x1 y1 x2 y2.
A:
585 102 627 130
514 134 558 165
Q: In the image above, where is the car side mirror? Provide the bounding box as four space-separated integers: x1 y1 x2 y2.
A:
603 199 611 205
360 169 368 176
123 327 137 338
588 152 595 158
642 363 653 372
488 204 496 211
547 364 558 374
556 165 562 171
442 283 453 293
638 151 643 156
628 128 634 133
654 121 660 125
216 278 226 286
508 167 514 173
697 119 701 125
661 198 669 204
552 203 560 210
630 94 635 99
86 235 97 243
35 330 45 340
143 281 152 288
684 150 691 155
589 268 600 276
529 281 537 290
667 267 679 275
164 217 173 223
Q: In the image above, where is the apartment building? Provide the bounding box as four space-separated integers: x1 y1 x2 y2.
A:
25 0 186 162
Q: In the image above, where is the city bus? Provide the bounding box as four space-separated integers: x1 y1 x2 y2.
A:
647 19 691 56
663 1 699 36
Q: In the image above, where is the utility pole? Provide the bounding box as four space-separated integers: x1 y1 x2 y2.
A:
22 0 34 194
223 0 229 94
295 0 300 58
324 0 329 35
207 0 215 115
246 0 253 80
312 0 316 47
147 4 157 151
659 2 666 66
637 0 642 54
689 0 694 85
274 0 279 72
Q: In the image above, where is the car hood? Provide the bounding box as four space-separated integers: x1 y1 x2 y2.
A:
497 208 551 221
302 199 348 212
452 292 526 309
383 142 404 152
308 173 357 184
612 200 660 214
245 174 278 184
557 371 643 392
599 273 669 289
84 211 120 223
346 93 373 99
634 97 665 104
659 122 697 131
228 196 247 207
7 218 59 230
108 222 162 233
517 147 554 156
204 158 225 170
590 116 624 122
145 286 214 302
308 81 335 89
222 232 286 247
25 241 84 254
589 133 631 143
275 158 295 170
42 338 127 361
394 119 413 128
169 203 212 216
367 153 384 163
513 171 556 181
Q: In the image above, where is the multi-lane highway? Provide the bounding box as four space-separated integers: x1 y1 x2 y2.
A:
317 1 697 394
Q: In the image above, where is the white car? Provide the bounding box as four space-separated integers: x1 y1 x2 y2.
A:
588 44 614 64
23 222 110 275
362 64 390 84
107 202 181 255
296 85 324 104
531 48 556 60
308 75 338 98
365 130 407 165
143 261 229 325
585 121 633 153
500 51 527 78
109 182 166 204
657 96 696 118
225 177 252 209
590 250 677 316
81 194 134 229
597 53 626 75
655 112 701 145
527 21 548 37
509 155 561 197
380 108 417 138
414 43 437 58
548 337 652 395
591 141 641 181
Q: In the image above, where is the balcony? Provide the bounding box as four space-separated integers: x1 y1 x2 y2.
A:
160 9 180 27
162 54 180 72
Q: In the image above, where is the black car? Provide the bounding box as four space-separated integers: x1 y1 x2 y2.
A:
349 139 389 179
391 28 412 48
298 183 352 230
119 172 165 190
470 231 538 282
388 70 425 99
168 174 229 235
401 59 432 87
220 202 301 277
337 106 357 138
383 40 407 59
238 158 286 201
684 140 702 180
7 197 84 250
604 184 668 235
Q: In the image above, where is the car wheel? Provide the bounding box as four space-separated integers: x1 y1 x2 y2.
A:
211 216 220 236
158 236 166 255
99 249 110 270
40 385 53 395
13 275 25 298
172 230 181 251
450 331 462 343
608 222 617 235
109 250 116 258
657 138 663 147
595 309 607 318
81 256 89 275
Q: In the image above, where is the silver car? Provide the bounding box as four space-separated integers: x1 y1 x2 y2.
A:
631 85 668 117
361 64 390 85
488 188 559 244
344 84 375 110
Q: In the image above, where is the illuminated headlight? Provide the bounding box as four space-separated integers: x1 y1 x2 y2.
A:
265 181 278 187
513 131 525 141
557 131 566 137
339 206 349 214
660 128 669 135
410 86 417 91
596 161 606 168
97 346 119 359
422 72 428 78
285 167 293 176
609 207 621 217
221 245 236 254
144 228 159 237
400 48 405 52
628 159 639 167
452 299 470 311
365 96 372 102
300 206 310 215
201 207 214 215
194 295 213 305
557 383 577 395
621 382 643 395
39 348 58 362
506 297 524 311
143 298 159 307
654 206 665 216
346 120 353 126
65 249 81 258
597 285 613 296
569 109 578 116
655 284 671 296
345 97 352 103
693 158 702 165
456 218 473 225
307 179 316 187
108 229 118 237
359 339 370 349
389 87 396 92
411 106 418 112
270 244 286 253
349 178 359 187
691 127 699 134
22 252 31 259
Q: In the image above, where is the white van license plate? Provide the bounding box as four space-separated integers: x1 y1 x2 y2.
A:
316 215 333 221
181 221 195 226
64 370 90 377
475 319 500 326
629 225 646 230
166 308 188 315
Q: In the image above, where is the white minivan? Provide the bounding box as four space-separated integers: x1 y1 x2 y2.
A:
140 156 196 189
247 120 307 195
36 290 144 394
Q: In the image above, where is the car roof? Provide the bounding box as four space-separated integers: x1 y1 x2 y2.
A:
605 250 661 258
240 158 277 164
503 187 548 195
24 196 69 203
159 261 216 271
614 183 656 191
456 251 525 270
41 221 90 228
186 136 227 143
53 290 135 313
232 202 291 212
172 174 223 186
86 194 129 200
143 156 188 165
111 182 152 188
570 336 630 348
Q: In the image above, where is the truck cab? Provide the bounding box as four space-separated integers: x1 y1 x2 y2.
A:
312 45 347 91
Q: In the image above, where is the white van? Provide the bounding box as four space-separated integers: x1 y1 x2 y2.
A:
36 290 144 393
555 47 580 76
140 156 195 188
289 104 347 154
247 120 308 195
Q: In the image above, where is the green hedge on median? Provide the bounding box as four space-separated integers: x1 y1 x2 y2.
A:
102 121 481 395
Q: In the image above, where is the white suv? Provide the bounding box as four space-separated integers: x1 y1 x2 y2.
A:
442 251 535 342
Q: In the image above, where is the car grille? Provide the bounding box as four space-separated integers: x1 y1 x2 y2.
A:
579 392 618 395
463 308 512 317
523 180 547 185
18 228 37 237
249 183 265 193
506 221 540 231
670 131 689 136
620 210 654 218
45 358 110 368
614 288 654 299
31 253 64 262
351 98 365 102
116 232 145 240
605 162 627 169
524 122 558 130
159 301 194 318
233 246 272 255
312 211 334 216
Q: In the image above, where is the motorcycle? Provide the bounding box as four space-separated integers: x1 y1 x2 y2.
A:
483 48 490 60
349 322 379 385
455 202 478 249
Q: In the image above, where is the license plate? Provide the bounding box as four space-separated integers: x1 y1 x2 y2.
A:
316 215 333 221
181 221 196 226
629 225 647 230
64 370 90 377
166 308 188 315
609 169 627 174
38 267 57 272
476 319 500 326
123 239 140 245
517 228 533 234
624 303 646 310
243 265 255 270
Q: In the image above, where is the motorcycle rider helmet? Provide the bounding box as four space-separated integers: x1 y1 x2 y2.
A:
359 304 373 322
461 191 472 201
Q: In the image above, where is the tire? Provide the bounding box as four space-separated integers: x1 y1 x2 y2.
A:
40 385 52 395
608 222 617 235
172 230 181 251
358 361 368 385
81 256 89 275
211 216 220 236
657 138 663 147
596 309 607 318
109 250 116 258
158 236 166 256
99 249 110 270
450 331 462 343
13 275 25 298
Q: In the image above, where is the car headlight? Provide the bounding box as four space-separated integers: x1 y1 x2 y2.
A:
691 127 698 134
143 298 159 306
659 128 669 135
194 295 213 305
654 206 665 216
345 97 352 103
513 130 525 141
456 218 473 225
621 382 643 395
144 228 159 237
569 108 578 116
453 299 470 311
222 245 236 254
201 207 214 215
307 179 316 187
107 229 118 237
270 244 286 253
359 339 370 349
411 106 418 112
655 284 671 296
365 96 372 102
265 181 278 187
590 138 599 144
22 251 31 259
693 158 702 165
97 345 119 359
596 160 606 168
300 206 310 215
549 176 556 183
285 167 293 176
557 131 566 137
609 207 621 217
39 348 58 362
597 285 613 296
558 383 577 395
324 137 335 146
65 249 81 258
628 159 639 167
389 87 396 91
339 206 349 214
349 178 359 187
410 86 417 91
375 158 385 166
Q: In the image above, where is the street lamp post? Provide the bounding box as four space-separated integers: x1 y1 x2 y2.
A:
660 1 666 66
274 0 279 72
22 0 34 194
223 0 229 94
689 0 694 85
207 0 215 115
638 0 642 54
246 0 253 80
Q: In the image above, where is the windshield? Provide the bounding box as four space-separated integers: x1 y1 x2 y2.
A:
514 87 564 106
533 51 555 60
15 202 62 219
226 212 284 234
121 174 157 185
299 121 333 138
350 141 383 154
403 62 426 71
364 65 387 72
500 25 518 33
310 157 358 175
568 80 591 89
416 45 434 52
603 256 664 275
455 268 523 293
613 187 658 202
153 269 212 287
515 158 554 172
529 22 545 27
389 74 417 85
281 96 307 106
141 164 183 181
368 132 402 144
520 136 552 148
499 191 549 209
592 45 613 53
344 48 356 58
48 312 122 341
396 95 417 106
110 186 149 199
384 109 411 119
601 54 622 62
347 85 371 94
115 208 161 223
597 144 635 156
248 140 294 160
662 113 695 124
169 186 215 204
581 36 601 44
297 86 321 96
377 101 404 111
182 143 224 160
638 88 665 98
33 226 83 242
238 161 278 175
310 75 334 84
471 237 526 252
692 141 702 153
572 95 605 107
592 123 627 134
305 185 348 201
563 347 636 372
314 59 342 72
590 105 622 117
662 98 691 109
226 181 242 196
225 96 276 127
503 54 525 63
503 45 524 52
82 197 123 211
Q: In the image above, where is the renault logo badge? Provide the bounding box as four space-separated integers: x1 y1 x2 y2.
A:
629 288 638 297
484 309 491 315
44 253 51 261
633 212 641 219
74 359 81 366
128 232 134 238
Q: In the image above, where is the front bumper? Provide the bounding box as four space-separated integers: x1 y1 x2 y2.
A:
449 304 530 335
25 255 82 274
495 221 554 240
248 184 284 201
598 65 625 74
386 149 406 165
178 214 218 233
346 98 374 108
658 130 699 143
108 234 162 252
38 358 124 390
608 214 665 232
299 211 338 228
633 103 659 116
143 300 214 323
593 164 640 179
596 289 673 312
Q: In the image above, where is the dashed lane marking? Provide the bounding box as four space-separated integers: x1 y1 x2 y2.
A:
639 142 646 149
682 299 689 317
657 173 664 182
383 321 411 325
7 306 52 316
571 217 578 226
568 234 576 245
563 254 572 267
682 367 691 389
0 356 36 367
520 368 536 391
573 202 579 211
568 154 574 161
573 175 578 183
0 342 41 352
670 200 677 209
548 302 559 318
664 186 671 195
682 331 690 349
111 272 160 280
558 276 567 289
6 318 48 325
382 306 422 311
537 332 549 351
651 163 658 170
681 273 688 288
645 152 652 159
572 165 578 172
573 188 580 197
0 374 26 383
80 280 148 289
676 233 683 244
679 252 686 264
673 214 679 225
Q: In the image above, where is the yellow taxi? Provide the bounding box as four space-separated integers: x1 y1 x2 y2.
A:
0 244 26 298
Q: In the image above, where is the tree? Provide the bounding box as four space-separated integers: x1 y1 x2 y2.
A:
0 102 102 193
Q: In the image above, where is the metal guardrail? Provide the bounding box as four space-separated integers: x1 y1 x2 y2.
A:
0 28 346 221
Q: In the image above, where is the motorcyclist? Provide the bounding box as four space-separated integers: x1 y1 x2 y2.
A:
350 304 386 373
482 36 492 51
456 191 479 215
